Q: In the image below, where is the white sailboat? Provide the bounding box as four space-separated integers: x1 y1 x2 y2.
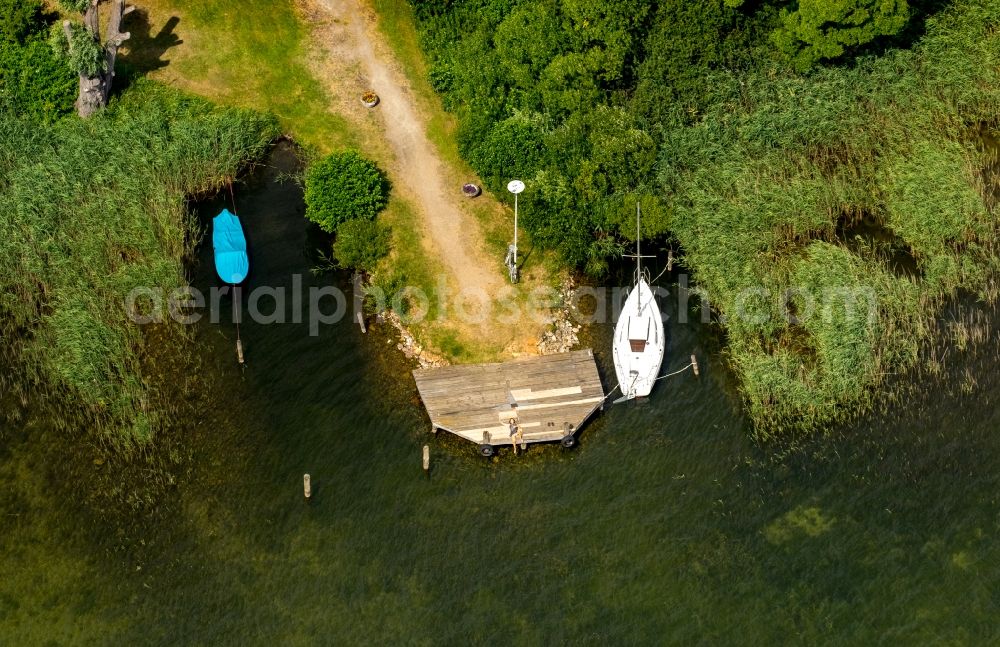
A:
613 204 665 401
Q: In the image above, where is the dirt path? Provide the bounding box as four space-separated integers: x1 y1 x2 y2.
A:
127 0 551 359
307 0 503 301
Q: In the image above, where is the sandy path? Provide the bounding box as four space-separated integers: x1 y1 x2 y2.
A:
308 0 502 300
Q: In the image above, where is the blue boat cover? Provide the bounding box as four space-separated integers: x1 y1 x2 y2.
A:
212 209 249 284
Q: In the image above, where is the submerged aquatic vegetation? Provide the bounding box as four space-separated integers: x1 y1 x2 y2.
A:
0 79 278 449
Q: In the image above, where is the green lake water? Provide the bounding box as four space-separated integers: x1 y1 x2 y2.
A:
2 144 999 645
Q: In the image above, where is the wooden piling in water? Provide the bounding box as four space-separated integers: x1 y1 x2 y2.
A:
422 445 430 473
691 354 700 377
303 473 311 499
236 339 245 364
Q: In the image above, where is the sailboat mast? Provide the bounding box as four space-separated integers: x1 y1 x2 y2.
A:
636 202 641 279
636 202 642 314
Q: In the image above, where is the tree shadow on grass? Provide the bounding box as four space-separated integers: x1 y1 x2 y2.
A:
120 10 182 76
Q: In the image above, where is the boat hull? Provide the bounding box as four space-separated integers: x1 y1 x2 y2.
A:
212 209 249 284
612 279 665 399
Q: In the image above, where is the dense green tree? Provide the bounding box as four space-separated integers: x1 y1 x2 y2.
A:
772 0 911 71
304 151 388 233
538 50 604 115
494 1 564 93
633 0 768 125
468 112 547 187
559 0 650 83
585 106 657 196
449 27 509 152
533 0 650 114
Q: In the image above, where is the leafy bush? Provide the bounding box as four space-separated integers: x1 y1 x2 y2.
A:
304 151 388 233
0 0 75 121
467 113 546 187
333 218 391 272
0 0 45 45
0 38 76 121
49 20 106 77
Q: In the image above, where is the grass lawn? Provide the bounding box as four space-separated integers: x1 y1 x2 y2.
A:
123 0 355 151
121 0 561 362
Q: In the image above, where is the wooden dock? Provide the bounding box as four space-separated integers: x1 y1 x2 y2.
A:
413 349 605 448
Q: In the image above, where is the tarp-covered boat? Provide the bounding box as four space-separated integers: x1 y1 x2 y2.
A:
212 208 249 284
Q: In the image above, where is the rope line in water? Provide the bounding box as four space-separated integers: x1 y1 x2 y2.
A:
234 292 241 341
650 263 670 286
655 362 695 382
603 361 696 405
228 179 238 217
649 250 675 286
601 383 622 404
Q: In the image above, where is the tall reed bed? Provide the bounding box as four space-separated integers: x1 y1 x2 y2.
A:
660 0 1000 436
0 80 278 450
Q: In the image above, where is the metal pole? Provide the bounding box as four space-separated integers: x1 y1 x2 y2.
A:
513 192 518 267
506 180 524 283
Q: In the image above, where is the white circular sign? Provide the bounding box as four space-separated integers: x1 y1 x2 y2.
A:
507 180 525 195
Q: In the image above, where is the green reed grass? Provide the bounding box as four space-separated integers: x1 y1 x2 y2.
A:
0 79 278 450
659 0 1000 435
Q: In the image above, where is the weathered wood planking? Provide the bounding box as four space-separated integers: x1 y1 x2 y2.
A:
413 349 604 446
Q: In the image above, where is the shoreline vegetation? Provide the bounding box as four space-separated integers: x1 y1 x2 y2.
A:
0 79 278 448
407 0 1000 434
2 0 1000 447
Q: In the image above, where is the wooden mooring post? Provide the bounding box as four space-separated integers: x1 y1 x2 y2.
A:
352 273 366 334
422 445 430 474
691 354 700 377
234 289 245 364
303 473 311 499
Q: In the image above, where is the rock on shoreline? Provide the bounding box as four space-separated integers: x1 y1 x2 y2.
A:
377 310 448 369
376 276 582 367
537 277 581 355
